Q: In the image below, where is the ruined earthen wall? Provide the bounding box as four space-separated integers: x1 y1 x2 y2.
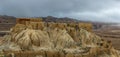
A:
16 18 93 32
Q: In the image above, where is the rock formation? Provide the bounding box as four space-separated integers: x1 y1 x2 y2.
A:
0 18 119 57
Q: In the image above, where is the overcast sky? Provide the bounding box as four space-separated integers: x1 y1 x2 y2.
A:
0 0 120 23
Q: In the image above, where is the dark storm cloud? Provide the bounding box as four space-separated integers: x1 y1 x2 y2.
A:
0 0 120 23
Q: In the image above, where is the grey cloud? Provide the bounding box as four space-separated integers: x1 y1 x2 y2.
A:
0 0 120 23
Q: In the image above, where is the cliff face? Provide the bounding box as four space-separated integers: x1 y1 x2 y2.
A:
0 18 119 57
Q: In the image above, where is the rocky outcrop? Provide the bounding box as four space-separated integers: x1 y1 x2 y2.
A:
0 18 119 57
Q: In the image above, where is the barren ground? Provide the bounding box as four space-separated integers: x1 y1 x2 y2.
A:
94 27 120 50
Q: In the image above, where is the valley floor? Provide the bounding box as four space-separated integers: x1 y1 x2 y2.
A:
94 28 120 50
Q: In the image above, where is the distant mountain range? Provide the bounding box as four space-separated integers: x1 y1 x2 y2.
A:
0 15 16 23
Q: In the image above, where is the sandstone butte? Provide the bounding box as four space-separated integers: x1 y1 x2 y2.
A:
0 18 119 57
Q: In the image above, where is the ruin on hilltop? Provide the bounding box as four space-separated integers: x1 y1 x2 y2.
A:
15 18 93 32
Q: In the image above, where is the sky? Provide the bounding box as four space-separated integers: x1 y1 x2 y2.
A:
0 0 120 23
